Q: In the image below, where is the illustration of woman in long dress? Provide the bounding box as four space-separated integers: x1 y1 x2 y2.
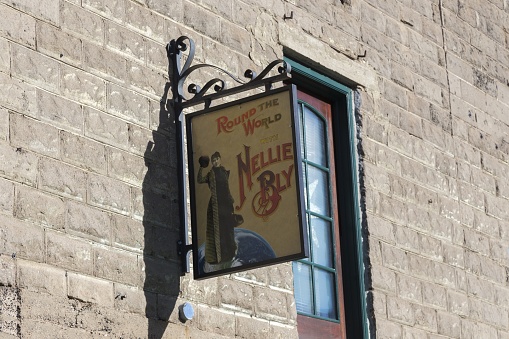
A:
198 151 242 269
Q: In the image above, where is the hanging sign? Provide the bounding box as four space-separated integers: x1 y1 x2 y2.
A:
186 85 308 279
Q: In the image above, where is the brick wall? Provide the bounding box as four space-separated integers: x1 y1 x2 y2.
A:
0 0 508 338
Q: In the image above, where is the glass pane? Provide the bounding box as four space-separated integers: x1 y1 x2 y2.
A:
310 216 334 267
304 107 326 166
307 166 330 216
299 105 305 158
293 262 313 314
314 268 338 320
302 162 308 209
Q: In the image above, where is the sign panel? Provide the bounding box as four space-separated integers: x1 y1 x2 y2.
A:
186 86 307 279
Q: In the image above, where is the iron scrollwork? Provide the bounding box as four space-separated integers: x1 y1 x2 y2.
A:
167 36 291 110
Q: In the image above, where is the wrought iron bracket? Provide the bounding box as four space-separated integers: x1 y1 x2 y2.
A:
167 36 292 274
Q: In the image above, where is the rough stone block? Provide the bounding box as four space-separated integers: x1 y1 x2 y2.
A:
12 40 59 91
66 200 111 241
108 83 150 126
88 173 131 215
111 214 144 251
0 285 21 336
127 60 167 97
146 39 166 71
419 234 443 261
236 313 270 339
61 2 104 43
108 148 148 187
131 186 178 227
94 246 141 286
1 214 44 261
463 228 490 257
218 277 253 311
0 38 9 74
19 317 90 338
183 2 220 41
0 108 7 145
436 310 461 338
77 305 154 337
39 157 87 201
141 256 180 295
387 123 414 157
83 41 128 81
61 65 106 108
144 162 175 194
36 21 82 64
469 297 509 328
10 113 59 158
125 1 165 41
361 25 392 57
371 265 398 293
269 321 298 339
83 0 126 22
0 72 37 115
253 286 289 320
447 290 469 316
114 283 156 317
130 125 172 168
0 4 36 47
461 319 498 339
379 194 409 226
375 318 402 338
60 131 107 174
442 243 464 268
37 89 83 134
219 21 251 56
14 185 65 229
376 144 402 175
46 230 93 275
397 273 422 303
106 21 145 62
267 264 293 291
67 272 114 307
421 282 447 309
180 274 219 306
465 273 496 302
143 224 178 260
147 0 183 21
0 177 14 215
412 303 437 331
485 192 509 221
8 0 59 24
84 106 129 149
17 261 66 296
0 143 38 186
0 254 16 287
196 305 236 337
394 224 419 253
472 165 497 194
387 296 414 325
390 61 414 91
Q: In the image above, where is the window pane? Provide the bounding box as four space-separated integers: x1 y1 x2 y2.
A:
293 262 313 314
307 166 330 216
314 268 338 319
299 105 305 158
302 162 308 209
304 107 326 166
310 216 333 268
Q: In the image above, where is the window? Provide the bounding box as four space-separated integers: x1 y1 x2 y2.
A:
286 58 368 338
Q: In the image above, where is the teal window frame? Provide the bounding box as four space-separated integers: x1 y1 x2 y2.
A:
285 57 369 338
294 101 340 322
